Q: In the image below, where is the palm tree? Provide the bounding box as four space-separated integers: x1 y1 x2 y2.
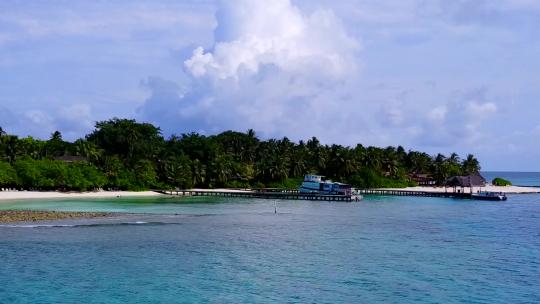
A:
247 129 256 139
445 152 462 176
342 153 357 177
50 131 62 141
75 140 102 163
291 148 307 177
325 145 357 180
3 135 18 164
462 154 481 175
209 155 233 186
305 137 327 171
191 159 206 186
18 137 45 160
382 157 399 177
406 151 430 173
244 129 259 163
432 153 452 184
158 155 192 189
125 125 139 162
365 147 382 170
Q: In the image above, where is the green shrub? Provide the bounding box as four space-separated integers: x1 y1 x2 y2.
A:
13 158 107 191
253 182 266 190
492 177 512 186
266 177 303 189
225 180 250 189
407 180 419 187
0 161 18 187
348 169 410 189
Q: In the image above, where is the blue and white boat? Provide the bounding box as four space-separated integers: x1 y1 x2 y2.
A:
472 191 507 201
299 175 352 196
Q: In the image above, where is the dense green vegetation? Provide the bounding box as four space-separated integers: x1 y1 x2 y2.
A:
492 177 512 186
0 119 481 191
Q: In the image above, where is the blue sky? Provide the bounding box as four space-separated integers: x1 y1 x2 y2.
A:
1 0 539 171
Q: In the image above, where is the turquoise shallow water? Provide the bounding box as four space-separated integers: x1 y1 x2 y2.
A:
1 194 540 303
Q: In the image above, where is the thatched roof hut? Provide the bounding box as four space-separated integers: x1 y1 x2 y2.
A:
445 173 486 188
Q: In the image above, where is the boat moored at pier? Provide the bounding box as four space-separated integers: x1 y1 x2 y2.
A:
299 175 352 196
471 191 507 201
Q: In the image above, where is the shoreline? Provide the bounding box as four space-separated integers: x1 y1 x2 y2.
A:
2 185 539 203
0 190 163 201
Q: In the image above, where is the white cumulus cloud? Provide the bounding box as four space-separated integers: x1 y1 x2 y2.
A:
140 0 362 142
467 102 497 115
427 106 447 124
0 104 95 140
184 0 359 80
416 90 498 147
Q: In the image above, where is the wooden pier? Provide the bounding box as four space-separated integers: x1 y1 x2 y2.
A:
157 189 353 202
356 189 472 199
156 188 472 201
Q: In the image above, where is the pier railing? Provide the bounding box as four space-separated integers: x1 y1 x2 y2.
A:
355 189 471 198
157 189 352 201
155 188 472 201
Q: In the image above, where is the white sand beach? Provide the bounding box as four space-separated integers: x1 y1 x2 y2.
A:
159 188 255 196
381 185 540 194
0 190 163 201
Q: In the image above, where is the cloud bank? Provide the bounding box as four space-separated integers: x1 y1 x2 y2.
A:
139 0 362 141
3 0 537 169
138 0 504 150
0 104 94 140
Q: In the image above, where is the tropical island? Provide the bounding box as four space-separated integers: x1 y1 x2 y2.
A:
1 118 483 192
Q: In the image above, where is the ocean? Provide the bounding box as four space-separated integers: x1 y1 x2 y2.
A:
1 172 540 303
482 171 540 187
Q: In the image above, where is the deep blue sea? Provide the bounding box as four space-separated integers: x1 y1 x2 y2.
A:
482 171 540 187
1 174 540 303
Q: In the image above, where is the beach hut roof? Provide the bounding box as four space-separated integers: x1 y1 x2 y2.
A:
445 173 486 187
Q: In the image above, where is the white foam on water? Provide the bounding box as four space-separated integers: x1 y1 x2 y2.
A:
0 221 174 228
